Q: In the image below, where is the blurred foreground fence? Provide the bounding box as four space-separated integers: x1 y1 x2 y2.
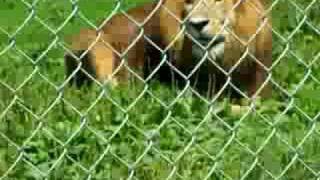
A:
0 0 320 179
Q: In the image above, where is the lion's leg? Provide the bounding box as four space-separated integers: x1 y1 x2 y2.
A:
252 18 273 98
127 38 145 83
92 42 118 86
64 50 96 87
250 53 272 98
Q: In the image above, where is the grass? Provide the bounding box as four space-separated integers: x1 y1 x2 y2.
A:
0 0 320 179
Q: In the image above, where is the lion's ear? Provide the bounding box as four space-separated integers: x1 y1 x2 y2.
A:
159 0 186 51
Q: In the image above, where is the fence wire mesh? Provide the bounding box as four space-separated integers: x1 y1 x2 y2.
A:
0 0 320 179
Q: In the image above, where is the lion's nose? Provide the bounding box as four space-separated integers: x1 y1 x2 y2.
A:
189 18 209 32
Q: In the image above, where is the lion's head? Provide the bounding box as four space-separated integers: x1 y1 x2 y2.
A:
185 0 237 60
184 0 263 68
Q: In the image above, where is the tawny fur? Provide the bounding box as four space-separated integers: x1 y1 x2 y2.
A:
184 0 272 98
64 0 187 87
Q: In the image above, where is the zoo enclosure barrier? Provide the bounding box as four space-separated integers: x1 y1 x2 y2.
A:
1 0 320 179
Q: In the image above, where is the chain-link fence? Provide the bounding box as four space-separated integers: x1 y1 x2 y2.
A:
0 0 319 179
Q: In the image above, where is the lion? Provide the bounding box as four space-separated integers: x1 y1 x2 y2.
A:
182 0 272 99
64 0 188 87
